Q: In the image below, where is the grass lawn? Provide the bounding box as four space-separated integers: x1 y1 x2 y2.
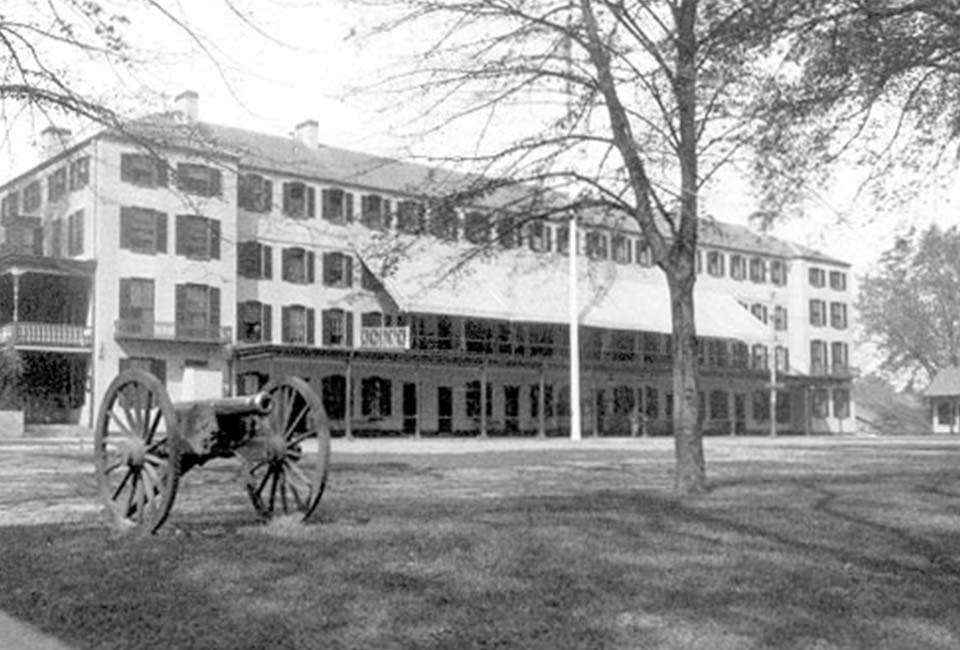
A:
2 437 960 649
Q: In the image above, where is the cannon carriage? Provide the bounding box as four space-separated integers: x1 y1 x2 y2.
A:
93 369 331 534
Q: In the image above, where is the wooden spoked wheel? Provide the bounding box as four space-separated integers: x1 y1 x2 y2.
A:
94 369 182 534
244 377 330 521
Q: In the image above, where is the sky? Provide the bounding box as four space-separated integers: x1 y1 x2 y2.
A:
2 0 955 278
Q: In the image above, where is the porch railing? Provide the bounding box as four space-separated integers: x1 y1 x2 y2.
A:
360 326 410 350
114 319 232 344
0 322 92 348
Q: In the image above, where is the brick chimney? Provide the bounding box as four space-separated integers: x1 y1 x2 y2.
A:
294 119 318 149
175 90 199 122
40 126 72 160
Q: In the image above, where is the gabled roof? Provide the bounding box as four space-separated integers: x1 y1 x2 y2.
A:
926 367 960 397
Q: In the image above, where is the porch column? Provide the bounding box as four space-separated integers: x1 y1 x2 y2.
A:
479 361 488 438
537 364 546 438
345 357 353 440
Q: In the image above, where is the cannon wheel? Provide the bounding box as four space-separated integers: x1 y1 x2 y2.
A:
244 377 330 521
94 369 183 534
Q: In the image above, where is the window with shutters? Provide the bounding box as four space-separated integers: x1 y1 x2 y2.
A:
322 252 353 287
810 340 828 373
812 388 829 418
69 157 89 191
528 220 552 252
47 167 67 202
834 389 850 419
809 299 827 326
120 153 167 188
706 251 725 277
67 210 84 256
774 305 788 331
809 267 826 287
119 278 155 326
829 270 847 291
237 173 273 212
461 211 489 245
396 200 425 234
428 202 459 241
752 344 768 370
282 247 314 284
322 188 352 224
237 300 272 343
175 283 221 341
176 163 222 197
361 376 392 418
237 242 273 279
731 342 749 368
585 230 607 259
120 207 167 255
771 259 787 285
749 257 766 283
282 181 315 218
775 346 790 372
22 180 41 213
750 303 768 324
281 304 314 345
322 308 353 347
831 341 849 371
612 235 631 264
119 357 166 385
830 302 847 329
175 215 220 260
361 194 391 230
730 255 746 280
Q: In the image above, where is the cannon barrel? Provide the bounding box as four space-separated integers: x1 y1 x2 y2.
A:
173 392 272 417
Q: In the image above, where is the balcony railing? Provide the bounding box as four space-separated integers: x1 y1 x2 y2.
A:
360 326 410 350
115 319 231 344
0 322 92 348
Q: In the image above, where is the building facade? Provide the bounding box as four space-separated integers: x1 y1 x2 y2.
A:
0 92 856 436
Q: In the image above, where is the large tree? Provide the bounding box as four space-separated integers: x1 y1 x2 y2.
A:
859 225 960 386
354 0 837 493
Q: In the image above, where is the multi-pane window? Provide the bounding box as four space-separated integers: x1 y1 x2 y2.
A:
464 211 491 245
281 304 315 345
120 153 167 188
612 235 632 264
237 300 272 343
120 207 167 255
322 252 353 287
709 390 729 420
750 303 768 324
175 215 220 260
361 377 393 418
812 388 829 418
67 210 83 256
22 180 42 213
585 230 608 259
730 254 746 280
282 181 316 218
773 305 788 331
237 242 273 279
731 342 749 368
810 340 828 372
176 163 222 197
465 380 494 419
770 260 787 286
834 389 850 419
175 283 221 340
496 214 518 248
809 267 826 287
775 346 790 372
361 194 391 230
749 257 766 283
119 278 155 327
1 192 19 221
237 173 273 212
47 167 67 202
322 188 353 224
752 344 768 370
831 342 849 371
322 308 353 346
282 247 315 284
528 220 551 252
396 200 425 234
69 157 90 191
635 240 653 267
429 201 459 241
830 302 848 329
809 299 827 326
829 270 847 291
706 251 725 277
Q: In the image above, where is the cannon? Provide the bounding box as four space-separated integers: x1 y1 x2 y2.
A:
93 369 331 534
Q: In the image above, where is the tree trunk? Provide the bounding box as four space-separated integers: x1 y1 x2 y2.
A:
669 269 706 494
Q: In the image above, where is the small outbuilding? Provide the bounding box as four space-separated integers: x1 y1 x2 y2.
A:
925 367 960 433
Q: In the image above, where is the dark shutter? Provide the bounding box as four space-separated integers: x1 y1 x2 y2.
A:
384 200 392 229
281 306 290 343
307 187 316 217
263 245 273 279
211 169 222 197
346 311 354 347
282 182 291 215
237 241 250 276
155 212 167 253
209 287 221 330
346 193 354 221
321 189 331 220
281 248 291 282
157 160 168 187
119 279 131 319
236 302 244 341
264 180 273 211
263 304 272 342
307 308 315 345
51 218 62 258
210 219 221 259
119 208 131 248
175 284 187 328
175 214 187 255
322 253 333 285
307 251 316 284
344 256 354 287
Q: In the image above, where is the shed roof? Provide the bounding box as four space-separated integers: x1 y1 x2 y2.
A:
926 367 960 397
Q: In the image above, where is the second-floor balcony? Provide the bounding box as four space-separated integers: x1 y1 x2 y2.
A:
0 322 92 349
360 326 410 350
115 319 232 344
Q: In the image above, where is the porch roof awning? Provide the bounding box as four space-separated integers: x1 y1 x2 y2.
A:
0 253 96 276
359 238 770 342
